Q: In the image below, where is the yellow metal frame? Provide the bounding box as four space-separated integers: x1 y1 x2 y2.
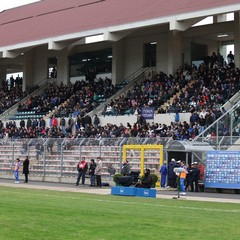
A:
122 144 163 176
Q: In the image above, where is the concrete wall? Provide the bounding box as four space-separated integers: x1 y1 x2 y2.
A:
98 112 191 127
124 32 170 78
6 112 191 129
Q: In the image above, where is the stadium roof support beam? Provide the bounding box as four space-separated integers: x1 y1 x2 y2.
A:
104 31 133 41
2 50 19 58
183 21 234 37
170 18 204 31
48 39 81 50
48 41 67 50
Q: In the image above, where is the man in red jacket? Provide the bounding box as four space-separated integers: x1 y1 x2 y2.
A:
75 157 88 186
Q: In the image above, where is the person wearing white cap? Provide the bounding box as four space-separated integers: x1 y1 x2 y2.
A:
167 158 177 188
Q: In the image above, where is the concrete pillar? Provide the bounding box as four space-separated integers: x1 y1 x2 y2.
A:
112 40 125 85
182 38 191 65
168 30 182 74
234 12 240 68
23 50 34 91
0 66 7 88
57 49 69 85
213 14 227 23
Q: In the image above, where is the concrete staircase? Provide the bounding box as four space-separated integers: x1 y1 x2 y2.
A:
162 79 196 111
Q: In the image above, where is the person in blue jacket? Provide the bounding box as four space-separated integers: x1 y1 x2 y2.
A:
160 161 168 188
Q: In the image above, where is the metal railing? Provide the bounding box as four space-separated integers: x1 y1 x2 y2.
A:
0 77 55 121
90 66 153 117
0 137 168 179
193 100 240 149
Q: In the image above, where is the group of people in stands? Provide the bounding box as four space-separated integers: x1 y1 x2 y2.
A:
102 60 239 117
16 77 116 119
0 52 239 142
0 74 39 114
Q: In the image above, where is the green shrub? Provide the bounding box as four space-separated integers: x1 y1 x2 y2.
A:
151 174 158 188
113 173 123 185
140 173 158 188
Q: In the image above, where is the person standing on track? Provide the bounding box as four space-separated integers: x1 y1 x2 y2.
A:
75 157 88 186
13 158 21 183
159 161 168 188
95 157 103 187
23 156 30 183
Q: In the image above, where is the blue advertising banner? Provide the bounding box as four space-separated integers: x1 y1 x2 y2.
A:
205 151 240 189
141 107 154 120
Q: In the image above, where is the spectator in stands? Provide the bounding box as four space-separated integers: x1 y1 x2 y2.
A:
84 114 92 125
39 117 46 129
210 52 218 69
19 119 25 128
95 157 103 187
51 115 58 127
22 156 30 183
93 114 100 128
59 117 66 134
51 66 57 78
89 159 97 187
27 118 32 129
227 51 234 65
75 157 88 186
175 111 180 123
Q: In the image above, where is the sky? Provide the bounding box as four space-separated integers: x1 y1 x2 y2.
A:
0 0 40 12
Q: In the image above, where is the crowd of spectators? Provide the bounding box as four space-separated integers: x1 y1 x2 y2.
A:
99 53 240 140
16 77 116 119
0 52 239 144
103 67 189 116
0 101 239 147
17 82 74 114
0 75 39 114
102 60 239 117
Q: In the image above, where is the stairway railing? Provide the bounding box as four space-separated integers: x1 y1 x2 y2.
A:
89 66 154 117
0 77 56 121
193 100 240 150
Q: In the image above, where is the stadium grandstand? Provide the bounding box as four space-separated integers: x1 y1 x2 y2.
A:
0 0 240 193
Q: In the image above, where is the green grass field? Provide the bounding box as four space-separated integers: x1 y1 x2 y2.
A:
0 186 239 240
